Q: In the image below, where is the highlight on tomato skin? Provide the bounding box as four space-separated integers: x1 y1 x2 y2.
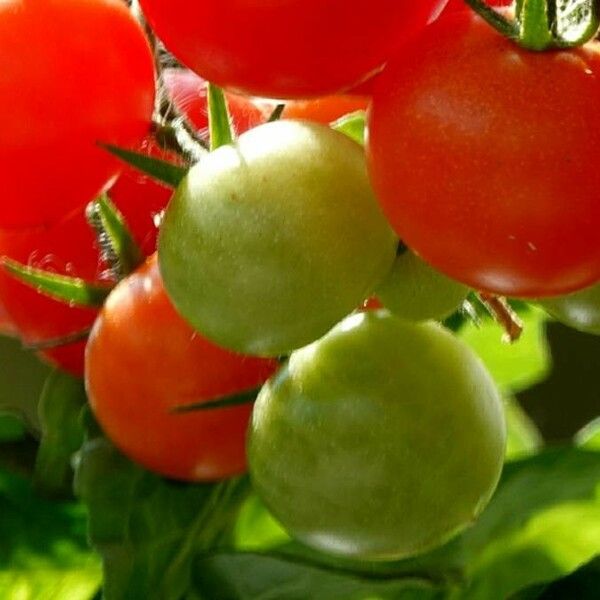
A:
139 0 448 98
0 0 156 228
85 254 279 482
367 9 600 298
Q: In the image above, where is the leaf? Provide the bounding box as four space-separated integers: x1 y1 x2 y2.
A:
74 414 250 600
86 195 144 279
234 494 289 551
0 467 101 600
504 397 543 461
1 258 112 308
34 371 86 498
456 447 600 598
192 552 444 600
458 306 551 393
0 335 51 432
575 417 600 451
331 111 366 145
102 144 188 188
208 83 234 150
0 412 26 443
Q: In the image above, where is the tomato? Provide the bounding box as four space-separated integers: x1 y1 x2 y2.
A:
280 96 369 124
163 69 266 135
367 12 600 297
248 310 505 559
444 0 511 13
0 0 155 228
159 120 397 357
377 251 469 321
139 0 447 98
0 173 171 376
539 283 600 335
85 254 278 481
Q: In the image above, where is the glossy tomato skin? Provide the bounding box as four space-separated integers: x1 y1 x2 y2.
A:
368 12 600 297
0 0 155 228
163 69 266 135
249 310 505 560
159 121 397 357
85 255 278 481
140 0 447 98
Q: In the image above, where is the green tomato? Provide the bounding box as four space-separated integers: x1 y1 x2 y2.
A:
248 310 506 560
159 120 397 356
376 250 469 321
538 283 600 334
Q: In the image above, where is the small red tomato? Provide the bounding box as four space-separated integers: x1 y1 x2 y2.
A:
140 0 448 98
0 0 155 228
367 11 600 297
85 255 278 481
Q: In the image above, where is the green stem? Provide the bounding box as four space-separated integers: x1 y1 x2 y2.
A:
207 84 234 150
464 0 520 38
518 0 553 50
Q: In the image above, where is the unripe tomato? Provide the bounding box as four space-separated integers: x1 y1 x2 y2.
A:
139 0 448 98
85 255 278 481
539 283 600 335
159 121 397 357
367 12 600 297
0 0 155 228
248 311 506 560
377 251 469 322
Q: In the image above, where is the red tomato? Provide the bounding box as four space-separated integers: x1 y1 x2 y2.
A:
85 255 278 481
281 96 369 124
163 69 266 135
0 0 155 228
367 12 600 297
139 0 448 98
0 178 171 376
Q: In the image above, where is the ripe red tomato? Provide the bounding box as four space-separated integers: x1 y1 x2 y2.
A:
0 0 155 228
139 0 447 98
85 254 278 481
0 173 171 376
367 12 600 297
163 69 266 135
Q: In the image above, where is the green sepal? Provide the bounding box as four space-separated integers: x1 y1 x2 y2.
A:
0 258 112 308
86 195 144 279
331 111 366 146
101 143 188 188
171 387 260 414
208 83 235 150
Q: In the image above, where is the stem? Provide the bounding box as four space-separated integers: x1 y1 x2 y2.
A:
478 293 524 343
464 0 520 38
518 0 553 50
208 84 235 150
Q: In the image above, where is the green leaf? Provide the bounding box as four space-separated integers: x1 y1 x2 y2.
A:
102 143 188 188
458 306 551 393
34 371 87 498
234 494 290 552
0 412 26 443
0 467 101 599
192 552 444 600
456 447 600 598
86 195 144 279
1 258 112 308
331 111 366 145
504 397 543 461
74 415 250 600
208 83 234 150
575 417 600 451
0 335 52 432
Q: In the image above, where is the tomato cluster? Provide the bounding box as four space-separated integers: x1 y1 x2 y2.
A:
3 0 599 565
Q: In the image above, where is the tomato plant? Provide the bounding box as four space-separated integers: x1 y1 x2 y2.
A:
85 254 278 481
139 0 448 98
249 310 506 559
0 0 156 228
367 10 600 297
159 120 397 357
